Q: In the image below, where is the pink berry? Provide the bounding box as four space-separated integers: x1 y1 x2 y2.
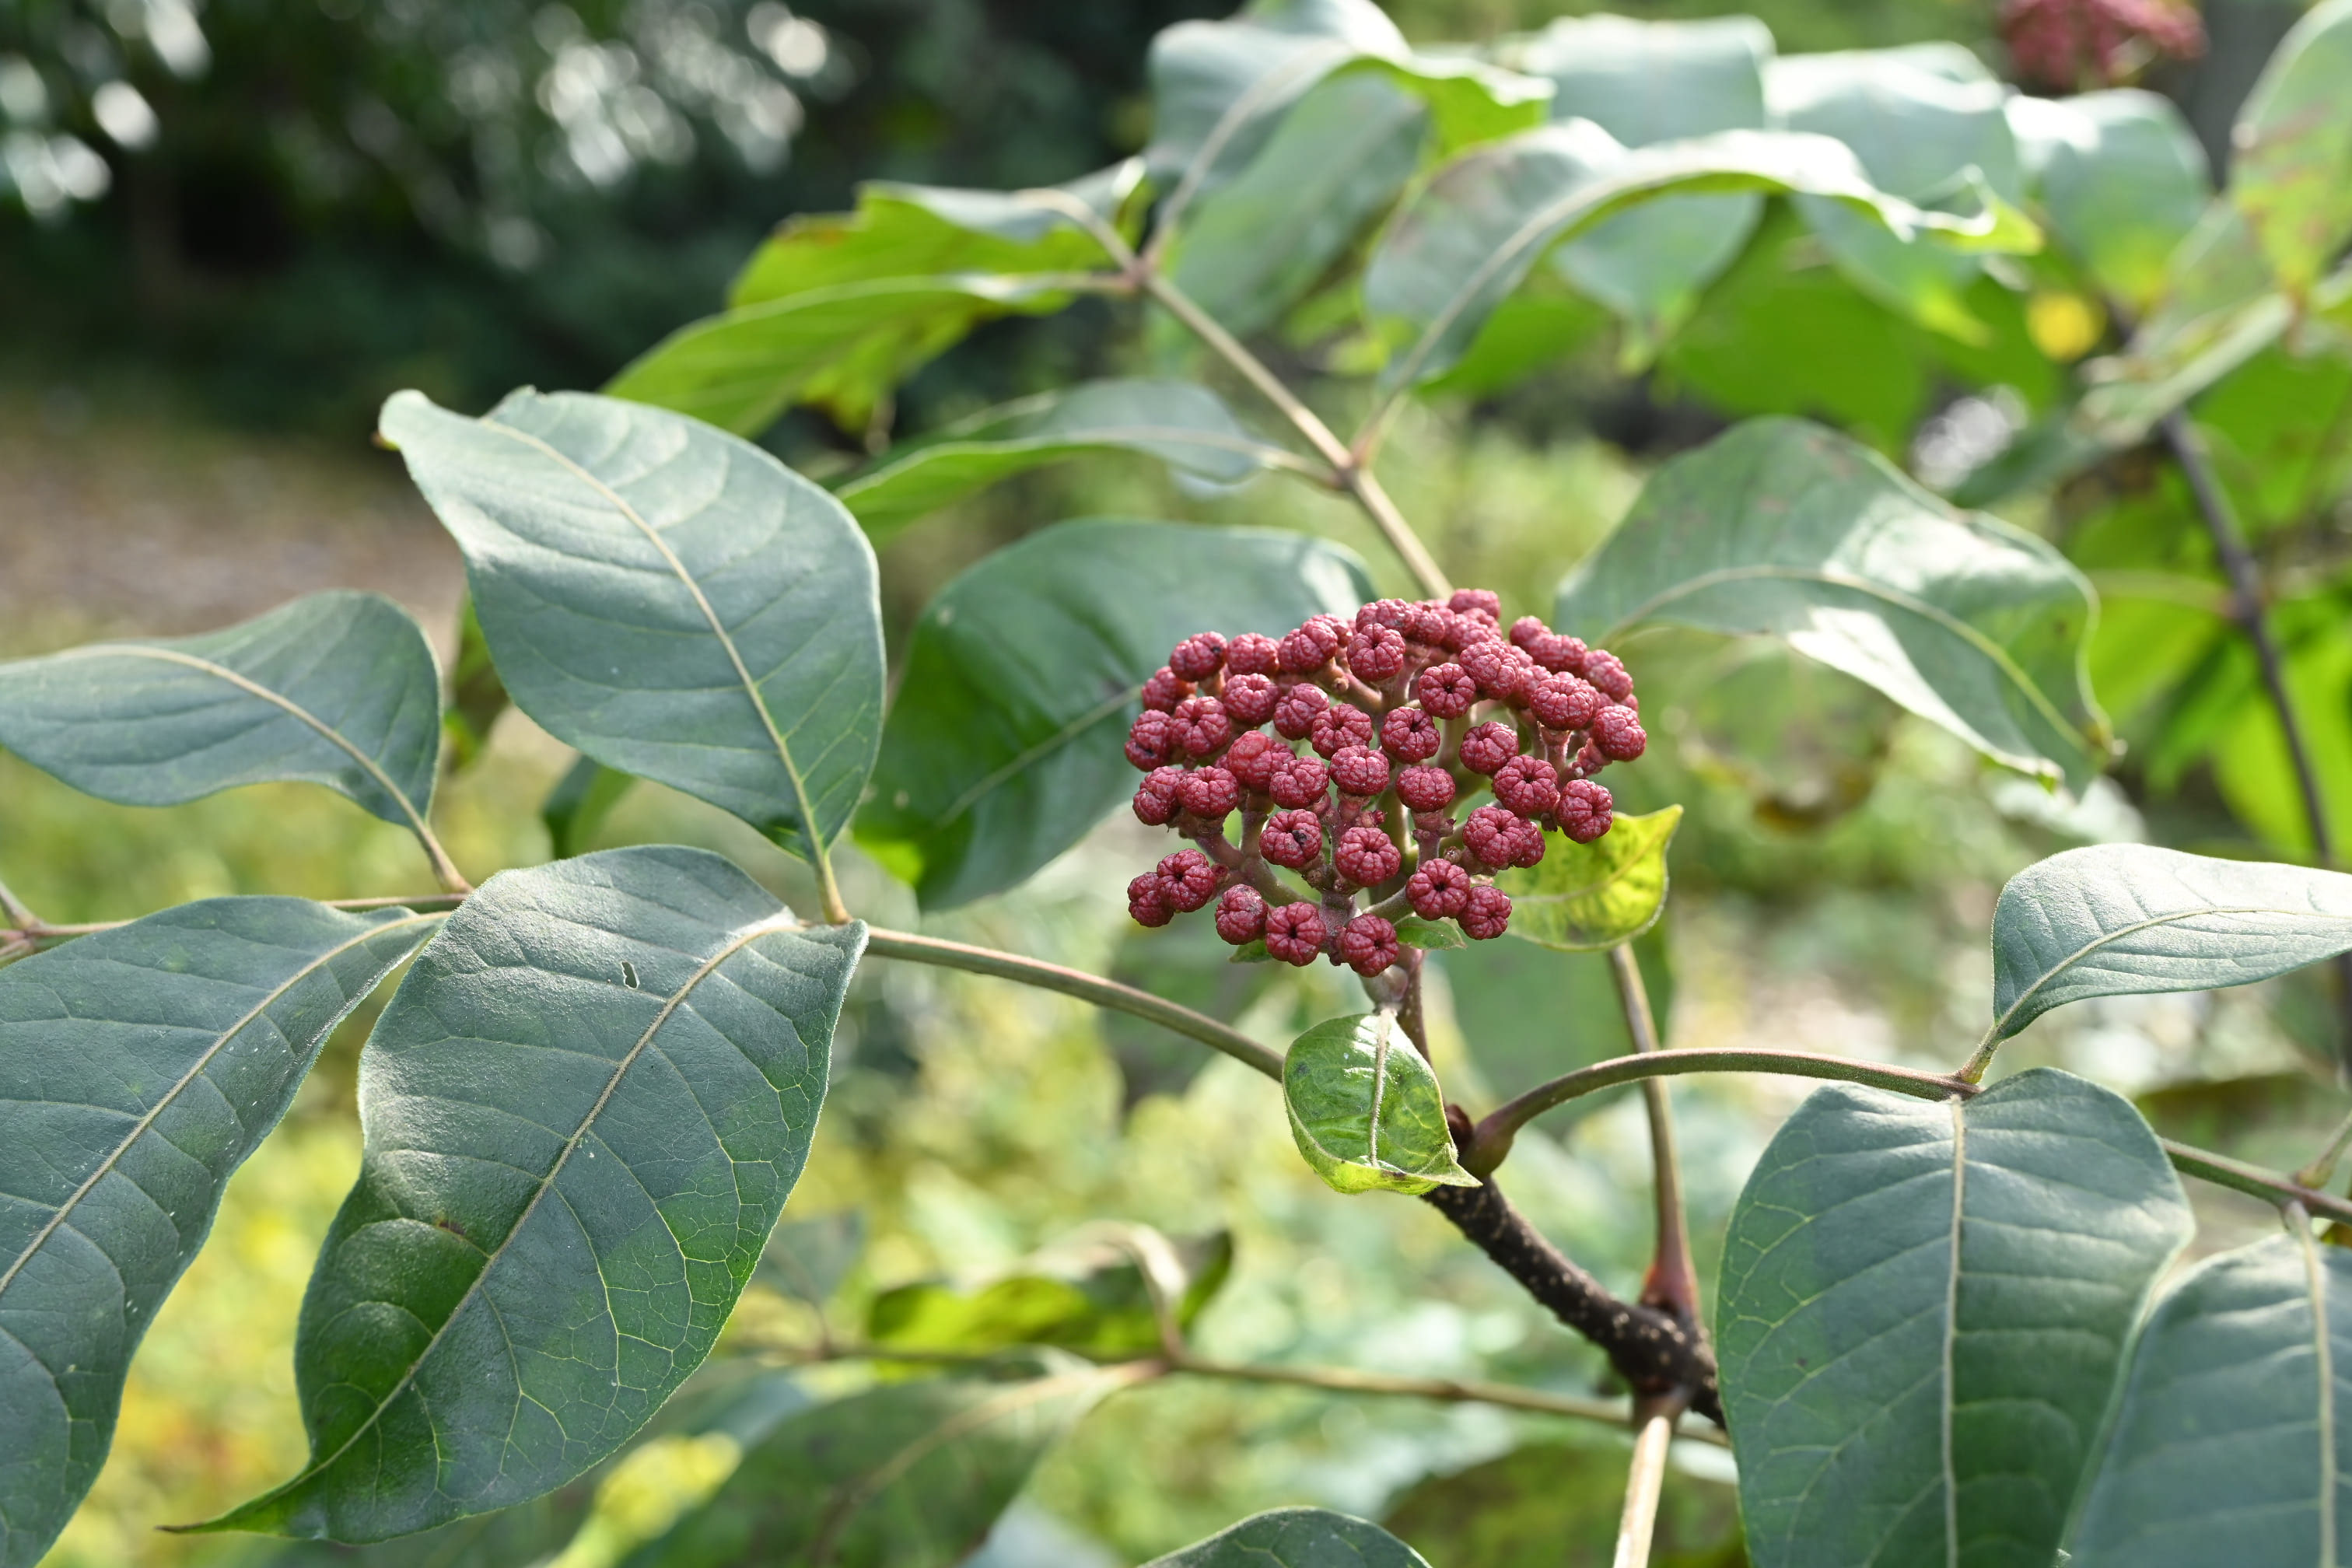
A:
1457 640 1517 700
1261 810 1324 870
1402 602 1452 645
1593 704 1647 761
1356 598 1412 632
1559 779 1614 842
1346 626 1408 684
1334 825 1402 887
1381 706 1443 763
1396 765 1456 813
1407 859 1472 919
1508 615 1547 649
1528 674 1601 733
1226 632 1282 676
1279 617 1344 674
1308 703 1375 759
1416 663 1477 720
1492 754 1562 817
1170 697 1233 758
1464 805 1524 870
1265 902 1328 965
1530 633 1587 675
1127 710 1178 771
1337 914 1402 976
1180 766 1241 818
1141 667 1192 712
1170 632 1227 681
1272 683 1329 740
1505 815 1545 868
1583 649 1633 702
1214 884 1267 944
1572 737 1608 779
1157 849 1219 912
1461 884 1512 940
1129 874 1174 928
1132 767 1185 825
1448 589 1501 618
1329 744 1391 799
1459 722 1520 775
1268 754 1331 810
1224 730 1289 793
1223 671 1279 727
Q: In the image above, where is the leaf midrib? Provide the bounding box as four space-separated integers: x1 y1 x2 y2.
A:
1990 905 2352 1040
248 912 800 1508
0 912 441 1307
840 424 1285 496
484 420 832 848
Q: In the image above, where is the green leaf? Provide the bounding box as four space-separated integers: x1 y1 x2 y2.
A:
1986 844 2352 1042
1716 1069 2192 1568
0 589 443 832
2230 0 2352 296
2068 1231 2352 1566
1381 1436 1741 1567
1283 1012 1476 1196
634 1360 1115 1568
2009 89 2210 313
867 1228 1231 1359
1496 804 1681 951
1144 1507 1433 1566
0 898 435 1568
441 594 509 773
1764 48 2021 341
1144 0 1548 211
380 388 884 863
201 846 862 1542
1500 14 1774 356
1438 926 1671 1113
541 755 637 860
1363 123 2035 392
1553 417 2109 790
1391 915 1465 950
838 380 1293 544
855 520 1372 908
1167 70 1430 338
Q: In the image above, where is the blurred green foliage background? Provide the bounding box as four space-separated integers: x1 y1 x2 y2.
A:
4 1 2348 1564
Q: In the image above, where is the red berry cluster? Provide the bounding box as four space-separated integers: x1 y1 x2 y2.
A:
1999 0 2203 89
1122 590 1646 975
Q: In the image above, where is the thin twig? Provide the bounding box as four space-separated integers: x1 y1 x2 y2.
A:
2162 411 2352 1071
2301 1104 2352 1190
0 877 35 929
1612 1394 1686 1568
859 926 1285 1078
1610 945 1699 1326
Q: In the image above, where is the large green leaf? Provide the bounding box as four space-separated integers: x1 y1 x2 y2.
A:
2230 0 2352 296
1143 0 1548 212
0 590 442 835
1553 418 2108 790
855 520 1370 908
1766 47 2018 341
1381 1436 1742 1567
1716 1069 2192 1568
1146 1507 1433 1566
1986 844 2352 1042
380 389 884 863
838 380 1293 544
2068 1232 2352 1566
0 899 434 1568
1498 13 1773 355
1496 804 1680 952
1283 1012 1476 1196
202 847 862 1542
1362 124 2034 392
2009 89 2210 312
869 1229 1231 1359
633 1360 1115 1568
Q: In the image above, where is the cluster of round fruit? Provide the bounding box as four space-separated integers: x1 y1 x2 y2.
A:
1998 0 2202 89
1122 589 1645 976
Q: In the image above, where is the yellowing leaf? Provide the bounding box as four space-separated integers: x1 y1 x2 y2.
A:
1497 804 1682 950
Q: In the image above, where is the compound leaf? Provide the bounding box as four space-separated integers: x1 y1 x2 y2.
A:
838 380 1293 544
200 846 862 1542
0 590 442 833
1716 1069 2191 1568
1987 843 2352 1041
1144 1507 1432 1566
0 899 435 1568
1283 1013 1475 1196
380 388 884 863
2068 1232 2352 1566
1497 804 1680 951
856 520 1370 909
1553 417 2108 790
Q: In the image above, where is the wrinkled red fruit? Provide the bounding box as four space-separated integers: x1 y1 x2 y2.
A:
1179 766 1240 819
1169 632 1227 681
1129 873 1174 928
1309 703 1375 758
1406 859 1472 919
1593 704 1647 761
1492 754 1561 818
1334 825 1402 887
1268 754 1331 810
1330 744 1391 799
1157 849 1219 912
1261 810 1324 870
1214 884 1266 945
1559 779 1613 843
1225 632 1282 676
1338 915 1402 976
1381 705 1442 763
1223 730 1289 793
1265 902 1328 965
1461 884 1512 940
1458 721 1520 775
1132 766 1185 826
1395 765 1456 813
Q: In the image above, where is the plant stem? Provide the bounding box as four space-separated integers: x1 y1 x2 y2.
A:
0 877 34 929
415 827 473 896
859 926 1286 1078
1610 944 1700 1327
810 842 852 927
1612 1395 1685 1568
2300 1104 2352 1190
2161 410 2352 1071
1136 268 1452 599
